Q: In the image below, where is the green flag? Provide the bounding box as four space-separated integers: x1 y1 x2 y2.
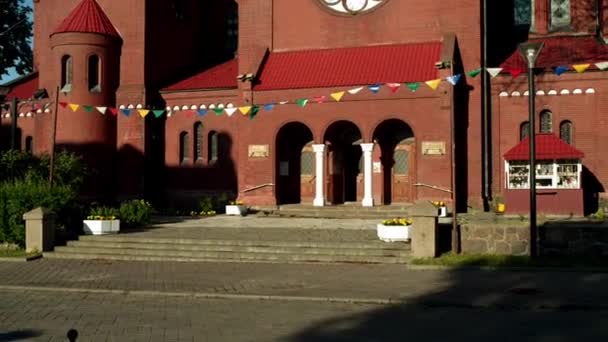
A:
249 106 260 120
296 99 308 108
406 82 420 92
153 110 164 118
467 68 482 78
82 105 94 112
213 108 224 116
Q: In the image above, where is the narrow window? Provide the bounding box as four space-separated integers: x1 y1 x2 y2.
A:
520 121 530 141
550 0 571 31
226 2 238 55
194 122 203 162
61 55 73 92
179 131 190 164
208 131 218 163
560 120 573 144
514 0 534 27
24 136 33 153
88 55 101 92
540 110 552 133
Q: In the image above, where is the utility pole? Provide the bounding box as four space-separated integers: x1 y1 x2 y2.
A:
49 86 60 188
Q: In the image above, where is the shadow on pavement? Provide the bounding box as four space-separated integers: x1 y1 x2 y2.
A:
0 330 42 341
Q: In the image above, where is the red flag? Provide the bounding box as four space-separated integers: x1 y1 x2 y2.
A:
109 108 118 116
508 67 523 78
313 96 326 104
59 102 68 108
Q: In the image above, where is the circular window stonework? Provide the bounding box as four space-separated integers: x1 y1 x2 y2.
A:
317 0 388 15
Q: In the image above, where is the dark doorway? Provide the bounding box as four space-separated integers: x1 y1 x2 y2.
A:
323 121 362 204
373 119 415 205
276 122 314 205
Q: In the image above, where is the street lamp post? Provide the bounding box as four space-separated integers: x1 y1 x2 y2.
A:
518 42 544 258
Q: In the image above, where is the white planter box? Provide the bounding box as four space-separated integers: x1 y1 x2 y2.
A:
438 206 448 217
83 220 120 235
377 224 411 242
225 205 248 216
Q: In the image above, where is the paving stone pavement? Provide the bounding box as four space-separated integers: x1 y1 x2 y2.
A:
2 288 608 341
2 259 608 310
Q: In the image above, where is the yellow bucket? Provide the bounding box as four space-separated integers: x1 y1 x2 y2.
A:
496 203 506 213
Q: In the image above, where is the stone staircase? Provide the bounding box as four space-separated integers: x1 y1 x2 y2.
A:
44 217 411 264
256 203 412 219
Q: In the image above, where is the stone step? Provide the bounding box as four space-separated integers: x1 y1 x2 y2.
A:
69 239 409 253
261 210 410 219
46 248 410 264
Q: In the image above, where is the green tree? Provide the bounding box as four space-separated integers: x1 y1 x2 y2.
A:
0 0 33 78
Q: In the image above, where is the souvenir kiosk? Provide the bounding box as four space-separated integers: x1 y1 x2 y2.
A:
503 133 585 216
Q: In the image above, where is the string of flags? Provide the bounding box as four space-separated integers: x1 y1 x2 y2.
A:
3 61 608 120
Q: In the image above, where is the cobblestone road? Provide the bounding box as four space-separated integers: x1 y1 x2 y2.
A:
2 288 608 342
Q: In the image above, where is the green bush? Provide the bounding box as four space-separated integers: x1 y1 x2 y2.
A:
198 197 214 213
88 206 119 220
118 199 153 228
0 150 86 189
0 179 77 247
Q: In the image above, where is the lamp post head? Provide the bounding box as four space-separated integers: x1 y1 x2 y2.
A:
518 42 545 69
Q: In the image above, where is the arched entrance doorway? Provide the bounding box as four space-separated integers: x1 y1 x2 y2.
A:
323 121 362 204
275 122 314 204
373 119 415 204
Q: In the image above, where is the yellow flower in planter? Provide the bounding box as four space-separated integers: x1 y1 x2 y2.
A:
381 217 413 226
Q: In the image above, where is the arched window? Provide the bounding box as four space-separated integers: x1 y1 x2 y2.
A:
179 131 190 164
560 120 573 145
208 131 218 163
24 136 33 153
194 122 203 162
88 55 101 92
61 55 73 92
540 110 552 133
520 121 530 141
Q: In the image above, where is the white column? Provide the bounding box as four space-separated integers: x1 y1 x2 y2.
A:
361 143 374 207
312 144 326 207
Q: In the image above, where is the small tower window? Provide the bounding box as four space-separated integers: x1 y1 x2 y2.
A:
520 121 530 141
560 120 573 145
24 136 33 154
226 2 238 56
88 55 101 92
208 131 218 163
179 131 190 164
540 110 552 133
194 122 203 162
61 55 73 92
550 0 571 31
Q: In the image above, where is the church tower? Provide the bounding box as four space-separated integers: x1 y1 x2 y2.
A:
49 0 122 197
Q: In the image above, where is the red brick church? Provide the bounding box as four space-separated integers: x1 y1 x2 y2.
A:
1 0 607 215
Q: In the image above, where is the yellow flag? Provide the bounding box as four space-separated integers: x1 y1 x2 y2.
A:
425 79 442 90
239 106 251 115
330 91 345 102
573 64 590 73
68 104 80 112
138 109 150 118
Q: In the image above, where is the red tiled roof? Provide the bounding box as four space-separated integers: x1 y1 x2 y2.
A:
500 36 608 70
504 133 584 160
254 42 442 90
53 0 120 39
3 72 39 101
163 59 238 91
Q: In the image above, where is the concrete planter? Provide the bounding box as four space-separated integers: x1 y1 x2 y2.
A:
377 224 411 242
225 205 248 216
83 220 120 235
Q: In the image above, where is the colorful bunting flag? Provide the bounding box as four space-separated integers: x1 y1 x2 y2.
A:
138 109 150 118
595 62 608 70
348 87 363 95
197 109 208 116
59 102 68 108
386 83 401 93
296 99 308 107
225 107 238 116
153 110 165 118
573 64 590 73
446 74 462 86
553 66 568 76
313 96 326 104
121 109 132 116
486 68 503 78
238 106 251 115
213 108 224 116
264 104 275 111
249 106 260 120
507 68 523 78
96 107 107 115
68 104 79 112
368 84 381 94
184 110 194 117
279 101 289 105
330 91 345 102
82 105 94 112
467 68 482 78
109 108 118 116
406 82 420 92
425 79 441 90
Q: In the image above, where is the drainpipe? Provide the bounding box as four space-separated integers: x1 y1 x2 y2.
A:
481 0 492 210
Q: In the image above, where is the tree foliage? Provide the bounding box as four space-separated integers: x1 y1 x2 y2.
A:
0 0 33 78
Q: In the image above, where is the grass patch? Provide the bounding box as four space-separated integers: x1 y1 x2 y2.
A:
411 253 608 269
0 249 37 258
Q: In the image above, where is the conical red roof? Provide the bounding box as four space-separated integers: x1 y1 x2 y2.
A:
504 133 584 161
52 0 120 38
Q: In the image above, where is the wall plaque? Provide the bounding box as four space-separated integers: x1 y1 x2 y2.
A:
248 144 269 158
373 162 382 173
422 141 446 156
